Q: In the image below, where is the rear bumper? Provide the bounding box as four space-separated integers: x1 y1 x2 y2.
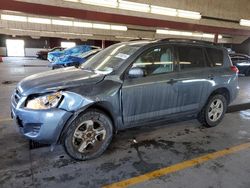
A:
11 97 72 144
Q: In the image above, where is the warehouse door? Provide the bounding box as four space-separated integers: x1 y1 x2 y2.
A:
6 39 25 57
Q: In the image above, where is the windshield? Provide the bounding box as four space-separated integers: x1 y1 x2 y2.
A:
81 43 141 74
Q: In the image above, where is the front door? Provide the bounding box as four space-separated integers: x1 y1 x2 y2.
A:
122 45 179 126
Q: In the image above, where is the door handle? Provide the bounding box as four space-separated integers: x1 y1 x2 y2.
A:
167 79 178 85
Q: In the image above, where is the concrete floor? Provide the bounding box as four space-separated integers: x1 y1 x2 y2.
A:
0 57 250 188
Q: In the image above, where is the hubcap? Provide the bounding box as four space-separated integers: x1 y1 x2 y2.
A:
72 120 106 153
208 99 224 122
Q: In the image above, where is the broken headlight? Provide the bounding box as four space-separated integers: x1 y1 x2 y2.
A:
26 92 63 110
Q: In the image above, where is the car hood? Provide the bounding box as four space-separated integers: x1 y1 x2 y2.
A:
17 67 105 96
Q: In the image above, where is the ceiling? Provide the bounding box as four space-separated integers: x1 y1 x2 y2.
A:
0 0 249 43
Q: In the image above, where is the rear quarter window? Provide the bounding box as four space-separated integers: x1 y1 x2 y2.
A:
206 48 224 67
177 46 206 71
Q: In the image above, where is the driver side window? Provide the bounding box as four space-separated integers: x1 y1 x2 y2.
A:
132 46 174 77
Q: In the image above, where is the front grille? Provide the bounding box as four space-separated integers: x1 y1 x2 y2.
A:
13 89 22 107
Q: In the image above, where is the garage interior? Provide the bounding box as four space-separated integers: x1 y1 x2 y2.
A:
1 0 250 188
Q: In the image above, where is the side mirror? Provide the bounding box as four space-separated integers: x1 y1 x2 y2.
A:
128 67 144 78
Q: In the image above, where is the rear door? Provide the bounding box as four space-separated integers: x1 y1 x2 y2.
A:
174 45 211 112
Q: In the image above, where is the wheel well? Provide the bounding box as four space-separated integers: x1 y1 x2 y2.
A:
58 103 116 144
85 103 116 132
209 88 230 104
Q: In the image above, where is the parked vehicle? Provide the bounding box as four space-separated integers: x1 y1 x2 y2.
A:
11 39 239 160
50 48 101 69
229 53 250 76
36 47 65 60
47 45 99 63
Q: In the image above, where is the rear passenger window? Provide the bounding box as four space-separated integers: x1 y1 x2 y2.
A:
206 48 224 67
178 46 205 70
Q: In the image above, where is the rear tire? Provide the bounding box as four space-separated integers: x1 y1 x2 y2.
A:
198 94 227 127
63 109 113 160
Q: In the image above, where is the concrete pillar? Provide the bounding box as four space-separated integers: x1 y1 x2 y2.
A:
102 40 105 49
214 34 218 43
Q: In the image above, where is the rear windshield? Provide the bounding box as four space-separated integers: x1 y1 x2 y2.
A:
206 48 224 67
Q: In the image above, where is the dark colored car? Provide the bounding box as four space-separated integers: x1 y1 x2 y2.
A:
230 53 250 76
36 47 65 60
51 48 101 69
11 39 239 160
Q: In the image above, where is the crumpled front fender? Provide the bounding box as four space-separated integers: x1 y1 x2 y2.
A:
59 91 93 112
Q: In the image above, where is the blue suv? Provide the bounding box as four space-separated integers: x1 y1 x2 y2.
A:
11 39 239 160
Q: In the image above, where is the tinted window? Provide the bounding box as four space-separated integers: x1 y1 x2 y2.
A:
206 48 224 67
132 46 174 76
178 46 205 70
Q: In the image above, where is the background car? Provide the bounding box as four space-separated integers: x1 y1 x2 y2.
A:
36 47 65 60
51 48 101 69
230 53 250 76
47 45 99 63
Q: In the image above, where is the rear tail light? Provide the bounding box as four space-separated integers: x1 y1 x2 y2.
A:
231 66 239 73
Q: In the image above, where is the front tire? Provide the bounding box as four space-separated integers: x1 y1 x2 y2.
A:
63 109 113 160
198 94 227 127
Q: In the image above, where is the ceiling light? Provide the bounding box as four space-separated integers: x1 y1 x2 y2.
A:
80 0 118 8
93 23 111 30
28 17 51 24
150 6 177 17
177 10 201 20
202 33 214 38
240 19 250 27
64 0 79 2
115 36 139 39
73 21 93 28
118 0 150 12
1 14 27 22
57 32 93 36
52 19 73 26
110 25 127 31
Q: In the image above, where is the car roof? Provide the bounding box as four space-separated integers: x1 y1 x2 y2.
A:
122 38 223 50
229 53 250 58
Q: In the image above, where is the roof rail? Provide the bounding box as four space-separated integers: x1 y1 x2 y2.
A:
158 38 215 45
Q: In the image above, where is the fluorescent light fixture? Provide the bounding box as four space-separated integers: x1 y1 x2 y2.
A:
110 25 127 31
115 36 139 39
156 29 221 39
118 0 150 12
28 17 51 24
1 14 27 22
93 23 111 30
58 32 93 36
73 21 93 28
151 5 177 17
52 19 73 26
240 19 250 27
64 0 79 2
177 10 201 20
80 0 118 8
202 33 214 38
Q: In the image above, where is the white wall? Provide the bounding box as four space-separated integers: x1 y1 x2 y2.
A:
0 47 48 57
25 48 47 57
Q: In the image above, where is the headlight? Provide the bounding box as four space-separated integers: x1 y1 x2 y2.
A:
26 92 63 110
